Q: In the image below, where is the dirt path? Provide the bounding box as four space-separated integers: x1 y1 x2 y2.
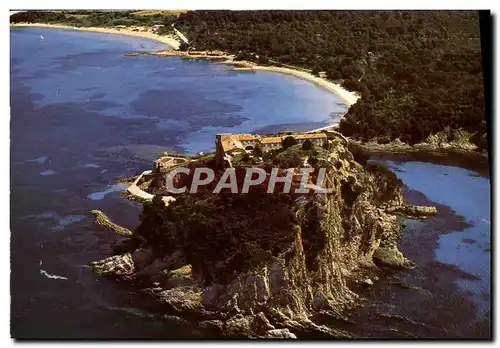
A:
126 170 175 205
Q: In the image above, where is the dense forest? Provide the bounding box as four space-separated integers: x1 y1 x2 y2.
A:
11 10 487 150
9 10 177 34
174 11 486 149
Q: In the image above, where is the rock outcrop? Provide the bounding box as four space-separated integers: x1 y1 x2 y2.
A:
92 210 133 237
386 205 438 218
89 140 437 338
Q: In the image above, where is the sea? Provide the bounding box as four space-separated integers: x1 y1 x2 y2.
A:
10 27 490 339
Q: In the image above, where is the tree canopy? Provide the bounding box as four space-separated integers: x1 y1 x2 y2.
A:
12 10 487 150
175 10 486 149
302 139 313 150
282 136 298 149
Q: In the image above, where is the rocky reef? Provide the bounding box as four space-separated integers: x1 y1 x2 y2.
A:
89 139 437 339
348 128 488 162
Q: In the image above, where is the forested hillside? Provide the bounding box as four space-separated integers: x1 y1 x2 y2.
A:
11 10 487 149
175 11 486 149
10 10 177 34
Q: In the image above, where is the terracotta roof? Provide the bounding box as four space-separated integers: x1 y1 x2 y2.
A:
231 137 244 149
218 132 326 152
261 136 283 144
294 133 327 140
219 134 245 152
219 135 236 152
233 134 260 141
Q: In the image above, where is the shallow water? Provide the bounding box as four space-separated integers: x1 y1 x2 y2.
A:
351 157 491 338
10 27 490 339
10 27 347 338
387 160 490 317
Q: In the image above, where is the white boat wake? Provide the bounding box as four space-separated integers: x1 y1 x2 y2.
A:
39 260 68 280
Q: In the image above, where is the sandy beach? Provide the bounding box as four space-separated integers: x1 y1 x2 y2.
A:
11 22 359 128
148 50 360 108
10 23 181 49
233 65 359 107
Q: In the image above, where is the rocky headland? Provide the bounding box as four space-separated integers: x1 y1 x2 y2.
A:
88 138 438 339
346 131 489 178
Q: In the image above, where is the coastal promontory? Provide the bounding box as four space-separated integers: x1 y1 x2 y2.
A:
90 133 437 338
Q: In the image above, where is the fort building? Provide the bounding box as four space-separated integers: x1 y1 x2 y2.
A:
215 132 327 167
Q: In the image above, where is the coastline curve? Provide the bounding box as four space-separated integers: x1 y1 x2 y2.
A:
10 23 181 49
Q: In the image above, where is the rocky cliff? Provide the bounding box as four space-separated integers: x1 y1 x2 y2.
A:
90 139 436 339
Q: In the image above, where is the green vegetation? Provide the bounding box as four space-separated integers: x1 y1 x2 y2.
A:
282 135 298 149
364 162 404 204
251 140 332 169
133 137 406 285
274 146 303 168
11 10 486 150
136 187 296 285
91 209 133 237
301 139 313 151
10 10 176 33
347 142 371 165
307 156 318 166
232 152 257 167
253 143 263 157
322 140 330 151
174 11 485 150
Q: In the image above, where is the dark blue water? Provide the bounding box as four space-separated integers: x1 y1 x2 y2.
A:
10 27 490 339
10 27 348 338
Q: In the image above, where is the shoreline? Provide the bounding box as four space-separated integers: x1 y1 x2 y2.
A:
349 140 490 176
232 66 360 107
11 24 484 164
12 23 359 128
159 50 360 107
132 49 360 109
10 23 181 49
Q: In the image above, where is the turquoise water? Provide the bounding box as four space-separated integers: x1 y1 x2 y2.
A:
87 183 129 201
385 160 491 317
